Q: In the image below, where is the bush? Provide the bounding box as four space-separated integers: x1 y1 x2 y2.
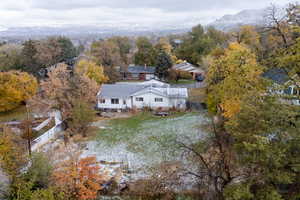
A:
178 71 193 80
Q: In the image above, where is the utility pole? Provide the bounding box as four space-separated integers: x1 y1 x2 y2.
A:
25 104 32 156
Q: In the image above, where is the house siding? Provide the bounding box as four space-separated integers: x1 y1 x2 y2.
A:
97 98 131 110
132 93 170 109
97 93 187 110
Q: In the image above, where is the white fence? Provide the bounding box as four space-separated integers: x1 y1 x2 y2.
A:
31 110 63 152
31 123 63 152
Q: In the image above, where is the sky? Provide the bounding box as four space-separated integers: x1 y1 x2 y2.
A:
0 0 294 29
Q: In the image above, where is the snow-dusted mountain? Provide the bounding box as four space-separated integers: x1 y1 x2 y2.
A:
209 9 266 31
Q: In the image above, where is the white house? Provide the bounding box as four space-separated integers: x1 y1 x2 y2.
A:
97 80 188 111
263 68 300 106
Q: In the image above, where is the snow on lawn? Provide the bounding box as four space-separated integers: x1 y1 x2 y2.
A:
82 112 208 177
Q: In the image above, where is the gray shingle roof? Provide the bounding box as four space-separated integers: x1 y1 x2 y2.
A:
172 62 204 73
99 83 188 99
127 66 156 74
263 68 290 85
98 84 146 98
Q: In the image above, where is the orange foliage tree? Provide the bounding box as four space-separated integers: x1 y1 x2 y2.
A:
51 154 107 200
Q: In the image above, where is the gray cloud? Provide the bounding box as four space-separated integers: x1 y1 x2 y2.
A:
0 0 293 28
30 0 289 11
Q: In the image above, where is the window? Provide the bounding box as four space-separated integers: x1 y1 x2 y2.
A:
123 100 126 105
111 98 119 104
100 99 105 104
155 98 163 102
136 97 144 102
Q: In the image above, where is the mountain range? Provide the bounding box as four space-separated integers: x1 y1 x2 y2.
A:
0 6 283 41
208 8 266 31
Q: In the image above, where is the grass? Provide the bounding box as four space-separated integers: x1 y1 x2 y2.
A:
0 106 27 123
86 111 207 170
95 112 187 145
169 79 196 85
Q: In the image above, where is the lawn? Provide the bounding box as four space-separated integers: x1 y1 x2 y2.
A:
0 106 27 123
83 112 208 173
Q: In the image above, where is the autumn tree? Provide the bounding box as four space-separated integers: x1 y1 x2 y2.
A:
207 43 264 118
178 43 266 199
0 71 38 112
39 64 98 117
52 153 106 200
0 126 27 182
75 60 108 84
232 25 262 52
108 36 132 65
89 40 123 82
90 40 122 67
19 37 78 75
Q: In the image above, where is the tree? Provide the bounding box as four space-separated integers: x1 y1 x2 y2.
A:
90 40 122 67
180 43 265 199
0 126 27 182
264 4 292 48
155 51 173 80
175 24 219 65
52 153 106 200
206 43 264 118
38 63 98 121
68 100 96 137
56 36 78 62
233 25 262 52
21 40 39 74
35 37 63 68
0 44 23 71
108 36 132 65
75 60 108 84
134 37 156 66
24 153 53 189
224 96 300 200
0 71 38 112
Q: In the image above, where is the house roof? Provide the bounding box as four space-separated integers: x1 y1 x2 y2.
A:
98 84 146 98
126 66 156 74
98 82 188 99
116 79 170 88
131 87 188 98
172 62 204 74
263 68 290 85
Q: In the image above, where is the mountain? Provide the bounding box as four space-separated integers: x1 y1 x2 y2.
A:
209 9 266 31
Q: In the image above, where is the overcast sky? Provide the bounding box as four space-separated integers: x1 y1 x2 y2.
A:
0 0 294 28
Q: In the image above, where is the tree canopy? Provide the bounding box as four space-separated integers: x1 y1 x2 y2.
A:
0 71 38 112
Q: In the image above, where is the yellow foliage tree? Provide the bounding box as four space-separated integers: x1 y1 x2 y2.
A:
0 71 38 112
75 60 108 85
207 43 264 118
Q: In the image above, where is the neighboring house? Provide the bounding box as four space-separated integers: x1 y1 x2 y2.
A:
172 62 205 80
116 79 170 88
97 80 188 111
263 68 300 106
121 65 157 81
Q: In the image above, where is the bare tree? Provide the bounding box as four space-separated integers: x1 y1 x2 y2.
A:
264 4 290 48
